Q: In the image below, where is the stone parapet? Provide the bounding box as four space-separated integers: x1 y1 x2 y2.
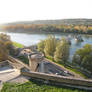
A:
21 71 92 88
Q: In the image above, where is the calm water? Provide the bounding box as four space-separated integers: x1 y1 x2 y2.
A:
1 32 92 61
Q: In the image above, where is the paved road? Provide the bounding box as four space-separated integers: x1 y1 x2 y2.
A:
0 68 20 82
0 66 30 91
0 67 19 91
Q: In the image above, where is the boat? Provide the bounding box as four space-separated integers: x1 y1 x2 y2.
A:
75 35 83 42
67 36 72 45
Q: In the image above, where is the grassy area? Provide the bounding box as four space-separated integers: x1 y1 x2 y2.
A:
1 79 87 92
18 56 29 65
13 42 24 48
57 61 88 78
56 62 88 78
66 66 88 78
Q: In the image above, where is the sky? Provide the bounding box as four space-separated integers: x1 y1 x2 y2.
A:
0 0 92 24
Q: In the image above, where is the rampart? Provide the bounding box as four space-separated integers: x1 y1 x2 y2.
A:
21 70 92 90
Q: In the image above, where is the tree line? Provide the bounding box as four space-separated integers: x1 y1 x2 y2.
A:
3 24 92 34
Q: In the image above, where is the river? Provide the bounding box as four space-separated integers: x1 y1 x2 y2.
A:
1 32 92 61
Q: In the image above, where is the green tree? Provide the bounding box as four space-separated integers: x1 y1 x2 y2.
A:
54 37 70 65
54 41 62 62
37 40 45 53
72 44 92 72
72 54 80 65
44 35 56 57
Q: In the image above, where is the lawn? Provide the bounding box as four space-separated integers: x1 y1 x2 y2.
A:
13 42 24 48
1 78 88 92
18 56 29 65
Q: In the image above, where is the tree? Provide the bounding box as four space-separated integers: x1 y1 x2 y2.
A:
37 40 45 53
44 35 56 57
72 44 92 72
0 33 12 49
0 33 13 61
0 41 8 61
72 54 80 65
54 41 62 62
54 37 70 64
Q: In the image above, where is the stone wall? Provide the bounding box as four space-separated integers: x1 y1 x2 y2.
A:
21 71 92 87
0 60 11 67
8 56 30 70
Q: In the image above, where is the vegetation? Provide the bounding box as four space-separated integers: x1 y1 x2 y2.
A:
37 35 92 78
66 66 88 78
37 35 69 64
0 33 13 61
54 37 70 64
13 42 24 48
37 40 45 53
18 56 29 65
47 58 88 78
72 44 92 73
0 33 24 61
1 78 87 92
3 19 92 34
44 35 56 57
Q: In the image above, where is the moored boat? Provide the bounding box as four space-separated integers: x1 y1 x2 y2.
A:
75 35 83 42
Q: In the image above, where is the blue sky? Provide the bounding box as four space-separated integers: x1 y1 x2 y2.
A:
0 0 91 24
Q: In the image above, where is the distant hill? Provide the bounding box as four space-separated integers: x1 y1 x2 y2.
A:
5 19 92 25
3 19 92 34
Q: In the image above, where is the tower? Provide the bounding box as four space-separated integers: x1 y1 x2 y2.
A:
28 53 44 72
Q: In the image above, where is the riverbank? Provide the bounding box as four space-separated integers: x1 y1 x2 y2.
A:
13 42 24 48
2 29 92 35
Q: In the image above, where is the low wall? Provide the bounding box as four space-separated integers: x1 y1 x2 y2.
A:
21 71 92 88
8 56 30 70
0 61 10 67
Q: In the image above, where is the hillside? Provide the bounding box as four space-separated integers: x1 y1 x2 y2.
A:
2 19 92 34
4 19 92 25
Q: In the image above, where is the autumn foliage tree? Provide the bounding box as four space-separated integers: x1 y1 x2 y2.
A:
4 24 92 34
0 33 13 61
